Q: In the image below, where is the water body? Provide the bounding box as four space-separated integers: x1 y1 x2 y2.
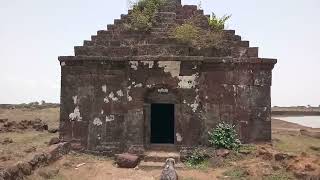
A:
273 116 320 128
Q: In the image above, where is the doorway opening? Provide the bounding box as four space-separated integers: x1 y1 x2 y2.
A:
151 103 174 144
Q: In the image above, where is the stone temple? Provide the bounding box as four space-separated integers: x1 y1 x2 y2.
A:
58 0 277 155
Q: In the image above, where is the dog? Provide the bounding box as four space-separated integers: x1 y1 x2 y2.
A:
160 158 178 180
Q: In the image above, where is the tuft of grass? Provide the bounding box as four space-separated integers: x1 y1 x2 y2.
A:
238 144 257 154
263 170 295 180
223 166 248 180
171 23 200 44
185 148 209 169
126 0 167 31
208 13 231 31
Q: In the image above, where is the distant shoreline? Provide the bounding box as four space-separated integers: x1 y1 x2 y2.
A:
272 107 320 116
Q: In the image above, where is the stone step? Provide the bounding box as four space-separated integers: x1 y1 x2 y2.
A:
74 44 190 56
139 161 186 170
89 37 189 47
148 144 178 151
144 151 180 162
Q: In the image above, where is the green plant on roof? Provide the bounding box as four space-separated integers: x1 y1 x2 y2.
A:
208 13 231 31
171 23 200 44
127 0 168 31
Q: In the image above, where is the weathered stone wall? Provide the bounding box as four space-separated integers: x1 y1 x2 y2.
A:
58 0 276 154
59 58 274 154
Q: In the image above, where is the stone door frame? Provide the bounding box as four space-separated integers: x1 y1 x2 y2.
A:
143 86 180 149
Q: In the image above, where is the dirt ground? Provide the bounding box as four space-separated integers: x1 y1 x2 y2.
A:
1 107 320 180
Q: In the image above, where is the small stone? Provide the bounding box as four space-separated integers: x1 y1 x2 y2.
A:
310 146 320 151
216 149 230 157
24 146 37 153
48 137 60 145
115 153 139 168
17 162 32 175
274 153 289 161
209 157 224 168
70 143 84 151
0 156 11 162
48 128 59 133
272 164 281 171
2 138 13 145
257 147 273 161
0 119 8 123
305 164 316 171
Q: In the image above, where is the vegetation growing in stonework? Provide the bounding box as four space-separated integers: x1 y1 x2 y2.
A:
171 13 231 49
126 0 167 31
208 122 241 150
208 13 232 31
171 23 200 44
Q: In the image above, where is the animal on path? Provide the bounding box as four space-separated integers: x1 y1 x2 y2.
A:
160 158 178 180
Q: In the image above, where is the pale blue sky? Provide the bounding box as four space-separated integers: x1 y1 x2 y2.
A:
0 0 319 106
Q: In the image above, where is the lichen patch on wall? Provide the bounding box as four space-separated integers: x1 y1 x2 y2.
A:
93 117 103 126
141 61 154 68
69 106 82 121
178 73 199 89
104 97 110 103
176 133 183 142
129 61 138 70
134 83 143 88
106 115 115 122
72 96 78 105
102 85 107 93
117 90 124 97
188 94 200 112
109 92 119 101
158 61 180 77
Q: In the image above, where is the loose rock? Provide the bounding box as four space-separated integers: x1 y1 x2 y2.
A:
115 153 139 168
1 138 13 145
48 137 60 145
0 119 8 123
24 146 37 153
48 128 59 133
17 162 32 176
216 149 230 158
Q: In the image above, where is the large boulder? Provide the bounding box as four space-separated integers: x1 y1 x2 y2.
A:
47 142 71 162
115 153 139 168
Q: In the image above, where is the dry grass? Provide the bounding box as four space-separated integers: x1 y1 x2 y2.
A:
0 107 59 128
0 131 57 168
0 107 59 168
273 133 320 155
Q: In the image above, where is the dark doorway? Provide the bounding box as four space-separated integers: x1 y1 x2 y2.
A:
151 103 174 144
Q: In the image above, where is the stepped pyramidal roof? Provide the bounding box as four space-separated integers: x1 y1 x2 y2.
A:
58 0 277 65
